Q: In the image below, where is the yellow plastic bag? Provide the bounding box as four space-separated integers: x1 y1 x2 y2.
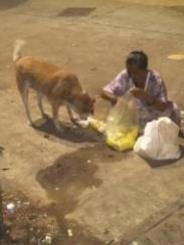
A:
105 96 139 151
106 127 138 151
87 96 139 151
88 117 138 151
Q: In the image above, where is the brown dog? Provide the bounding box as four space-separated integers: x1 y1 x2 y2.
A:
13 40 95 131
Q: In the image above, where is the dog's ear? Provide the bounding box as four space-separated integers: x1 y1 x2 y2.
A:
80 91 96 104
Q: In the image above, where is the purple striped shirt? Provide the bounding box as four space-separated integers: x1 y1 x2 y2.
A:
103 69 167 102
103 69 180 126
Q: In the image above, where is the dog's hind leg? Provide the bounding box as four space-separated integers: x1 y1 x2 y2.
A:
37 92 47 118
20 81 33 125
51 103 64 132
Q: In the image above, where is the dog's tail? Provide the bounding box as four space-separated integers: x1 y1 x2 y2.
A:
13 39 26 62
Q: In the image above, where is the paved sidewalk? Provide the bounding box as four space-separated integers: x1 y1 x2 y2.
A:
0 0 184 244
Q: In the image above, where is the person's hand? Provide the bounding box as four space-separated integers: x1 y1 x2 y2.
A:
129 88 148 100
101 90 117 107
165 101 173 109
111 97 118 106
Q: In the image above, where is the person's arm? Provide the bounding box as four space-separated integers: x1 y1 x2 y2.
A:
151 98 172 111
101 70 127 106
130 88 172 111
130 72 172 111
101 90 117 106
149 76 172 111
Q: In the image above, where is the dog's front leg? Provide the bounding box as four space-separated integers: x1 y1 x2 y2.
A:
66 105 78 124
66 105 89 128
52 103 64 132
37 92 48 119
37 92 44 117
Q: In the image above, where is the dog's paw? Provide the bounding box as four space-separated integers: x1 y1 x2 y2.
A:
27 121 35 127
70 117 79 124
43 113 49 119
54 123 65 133
75 119 89 128
56 126 65 133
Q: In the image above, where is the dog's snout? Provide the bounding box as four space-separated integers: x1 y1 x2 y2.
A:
80 114 88 120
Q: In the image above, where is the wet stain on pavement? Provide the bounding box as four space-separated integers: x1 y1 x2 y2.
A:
38 152 102 216
169 5 184 14
0 0 28 10
37 143 125 244
59 7 96 17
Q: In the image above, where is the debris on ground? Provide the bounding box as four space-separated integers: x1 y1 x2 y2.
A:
67 228 73 237
167 54 184 61
0 187 59 245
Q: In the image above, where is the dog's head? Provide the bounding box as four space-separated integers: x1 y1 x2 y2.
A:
73 92 95 120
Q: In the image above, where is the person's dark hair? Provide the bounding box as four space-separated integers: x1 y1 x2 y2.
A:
126 51 148 70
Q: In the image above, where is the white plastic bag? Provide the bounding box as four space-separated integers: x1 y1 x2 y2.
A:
134 117 181 160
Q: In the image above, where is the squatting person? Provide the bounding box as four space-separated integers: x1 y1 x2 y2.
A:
101 50 181 128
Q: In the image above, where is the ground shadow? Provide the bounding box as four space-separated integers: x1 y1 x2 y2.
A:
0 0 28 10
32 116 103 144
143 146 184 168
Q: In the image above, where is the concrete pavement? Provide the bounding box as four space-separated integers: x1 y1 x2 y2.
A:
0 0 184 244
